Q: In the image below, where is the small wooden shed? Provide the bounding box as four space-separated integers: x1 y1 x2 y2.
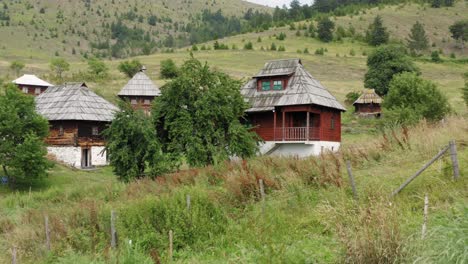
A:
12 74 53 96
353 89 382 117
118 66 161 114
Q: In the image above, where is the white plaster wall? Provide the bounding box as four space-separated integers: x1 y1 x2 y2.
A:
91 146 108 166
47 146 81 168
259 141 341 157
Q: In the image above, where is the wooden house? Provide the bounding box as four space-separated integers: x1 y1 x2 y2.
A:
241 59 346 157
12 74 53 96
35 82 118 168
353 89 382 117
118 66 161 114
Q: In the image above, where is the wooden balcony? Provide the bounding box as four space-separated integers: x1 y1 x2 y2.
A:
274 127 320 141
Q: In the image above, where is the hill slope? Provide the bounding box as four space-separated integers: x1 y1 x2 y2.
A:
0 0 268 60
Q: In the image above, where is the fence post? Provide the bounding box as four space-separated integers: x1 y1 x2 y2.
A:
421 194 429 239
110 210 117 249
449 140 460 180
11 246 17 264
44 215 50 251
168 230 173 261
186 194 191 211
259 179 265 202
391 145 449 197
346 161 358 201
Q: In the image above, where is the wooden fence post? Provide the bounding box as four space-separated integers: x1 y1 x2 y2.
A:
186 194 191 211
421 194 429 239
11 246 17 264
346 161 358 201
259 179 265 202
110 210 117 249
168 230 173 261
449 140 460 180
44 215 50 251
391 145 449 197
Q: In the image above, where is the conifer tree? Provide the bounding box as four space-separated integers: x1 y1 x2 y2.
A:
407 21 429 54
317 17 334 43
366 15 389 46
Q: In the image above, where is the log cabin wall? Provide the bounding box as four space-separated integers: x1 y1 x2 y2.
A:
122 95 155 114
17 84 48 96
355 103 381 113
46 120 108 147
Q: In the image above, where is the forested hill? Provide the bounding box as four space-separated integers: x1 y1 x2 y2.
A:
0 0 269 60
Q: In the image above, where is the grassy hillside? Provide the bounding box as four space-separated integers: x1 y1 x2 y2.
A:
0 0 268 60
0 117 466 263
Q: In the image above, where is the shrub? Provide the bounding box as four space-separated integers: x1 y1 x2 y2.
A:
276 32 286 41
118 59 143 78
315 48 325 55
243 41 253 50
270 43 277 51
431 50 442 62
278 45 286 52
345 91 360 105
160 59 179 79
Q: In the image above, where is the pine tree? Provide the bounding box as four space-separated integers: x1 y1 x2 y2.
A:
366 15 389 46
407 21 429 54
317 17 334 43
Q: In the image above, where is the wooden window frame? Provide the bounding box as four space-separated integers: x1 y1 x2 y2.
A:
273 80 283 90
144 99 151 105
92 126 99 136
261 80 271 91
22 87 28 94
34 87 41 95
130 98 137 105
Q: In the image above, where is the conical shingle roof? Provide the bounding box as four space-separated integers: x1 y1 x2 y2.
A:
118 69 161 97
353 89 382 105
241 59 346 112
35 82 118 122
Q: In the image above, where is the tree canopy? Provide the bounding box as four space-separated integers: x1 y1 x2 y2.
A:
160 59 179 79
364 45 419 96
153 57 258 167
118 59 143 78
10 61 25 76
317 17 335 42
365 15 389 46
407 21 429 54
383 72 451 125
0 84 51 188
449 20 468 49
49 58 70 80
103 103 169 182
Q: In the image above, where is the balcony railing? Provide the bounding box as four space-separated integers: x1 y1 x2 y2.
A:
274 127 320 141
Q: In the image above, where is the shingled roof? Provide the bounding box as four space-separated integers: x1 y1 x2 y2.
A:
118 67 161 97
35 82 118 122
12 74 53 87
353 89 382 105
242 59 346 112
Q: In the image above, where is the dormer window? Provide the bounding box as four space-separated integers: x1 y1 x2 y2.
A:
262 81 271 91
273 80 283 90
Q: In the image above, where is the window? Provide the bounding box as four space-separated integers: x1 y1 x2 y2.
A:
92 126 99 136
130 98 137 105
58 125 64 136
261 81 271 91
22 87 28 93
273 80 283 90
331 116 335 130
144 99 151 105
35 87 41 95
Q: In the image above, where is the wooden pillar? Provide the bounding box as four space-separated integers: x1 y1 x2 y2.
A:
306 111 310 141
282 110 285 141
273 110 277 141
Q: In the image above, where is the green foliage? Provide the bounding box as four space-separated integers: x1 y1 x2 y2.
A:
383 72 451 125
9 60 25 76
431 50 442 63
0 84 51 187
153 57 258 167
191 45 199 51
118 59 143 78
118 188 227 254
243 41 253 50
365 15 389 46
278 45 286 52
213 41 229 50
315 47 326 55
276 32 287 40
364 45 419 96
317 17 335 42
449 20 468 47
87 57 109 79
407 21 429 53
49 57 70 80
103 103 169 182
345 91 360 105
270 42 277 51
463 72 468 107
160 59 179 79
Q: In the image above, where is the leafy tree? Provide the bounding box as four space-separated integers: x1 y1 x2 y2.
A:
148 15 157 26
49 58 70 80
118 59 143 78
317 17 334 42
9 60 25 76
160 59 179 79
243 41 253 50
345 91 360 105
152 57 258 167
407 21 429 54
0 84 51 188
366 16 389 46
364 45 419 96
87 57 108 78
449 20 468 49
103 103 168 182
431 50 442 63
462 72 468 107
383 72 450 125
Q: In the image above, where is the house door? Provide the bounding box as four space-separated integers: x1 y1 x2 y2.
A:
81 148 92 168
